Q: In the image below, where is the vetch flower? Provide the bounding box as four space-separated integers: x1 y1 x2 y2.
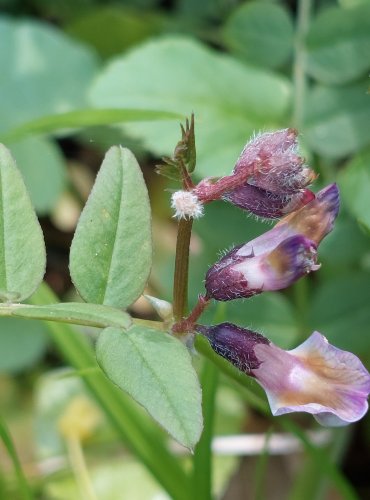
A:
191 129 316 219
233 129 316 195
197 323 370 426
205 183 339 301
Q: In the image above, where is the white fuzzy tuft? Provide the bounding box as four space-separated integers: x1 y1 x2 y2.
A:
171 190 204 219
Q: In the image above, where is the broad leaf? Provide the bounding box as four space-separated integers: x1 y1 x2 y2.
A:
13 302 132 329
89 37 291 178
70 147 152 308
0 317 47 373
96 325 203 449
66 6 164 59
223 1 294 69
303 83 370 158
319 216 370 268
306 4 370 85
0 144 46 302
338 150 370 232
308 273 370 353
0 17 99 135
9 137 66 215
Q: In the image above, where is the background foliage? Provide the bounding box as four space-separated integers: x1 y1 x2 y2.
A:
0 0 369 498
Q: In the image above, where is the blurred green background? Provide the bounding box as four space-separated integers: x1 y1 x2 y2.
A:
0 0 370 498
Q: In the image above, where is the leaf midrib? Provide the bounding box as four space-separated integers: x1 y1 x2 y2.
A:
126 329 193 446
100 154 123 305
0 166 7 291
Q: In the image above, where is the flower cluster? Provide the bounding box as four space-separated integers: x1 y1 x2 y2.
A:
171 128 370 426
171 129 316 219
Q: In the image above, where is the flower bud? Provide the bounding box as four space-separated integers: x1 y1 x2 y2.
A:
189 129 317 220
233 129 316 194
197 323 370 426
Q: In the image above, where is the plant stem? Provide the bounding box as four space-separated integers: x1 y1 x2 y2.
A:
173 218 193 321
172 294 210 334
292 0 312 129
0 416 33 500
66 436 98 500
0 303 163 331
192 360 218 500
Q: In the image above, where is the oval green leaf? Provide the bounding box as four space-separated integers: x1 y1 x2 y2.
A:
96 325 203 449
70 146 152 308
306 4 370 85
89 37 291 178
223 1 294 69
0 17 99 135
303 83 370 158
0 317 47 373
0 144 46 302
9 137 66 215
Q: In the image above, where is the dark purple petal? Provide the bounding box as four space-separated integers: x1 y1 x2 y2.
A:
196 322 269 372
224 183 315 219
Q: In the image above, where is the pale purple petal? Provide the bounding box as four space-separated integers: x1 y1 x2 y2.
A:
205 235 318 300
254 332 370 426
236 183 339 257
197 323 370 426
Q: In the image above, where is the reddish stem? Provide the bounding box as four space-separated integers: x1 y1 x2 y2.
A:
194 168 254 203
172 294 211 334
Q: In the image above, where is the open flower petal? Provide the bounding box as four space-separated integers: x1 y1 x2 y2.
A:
255 332 370 426
197 323 370 427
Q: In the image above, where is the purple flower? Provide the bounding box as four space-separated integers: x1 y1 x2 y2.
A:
197 323 370 426
192 129 316 219
233 129 316 194
205 184 339 301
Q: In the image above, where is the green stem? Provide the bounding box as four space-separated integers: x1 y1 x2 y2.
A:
0 416 33 500
30 283 190 500
192 360 218 500
292 0 312 129
173 218 193 321
282 421 358 500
